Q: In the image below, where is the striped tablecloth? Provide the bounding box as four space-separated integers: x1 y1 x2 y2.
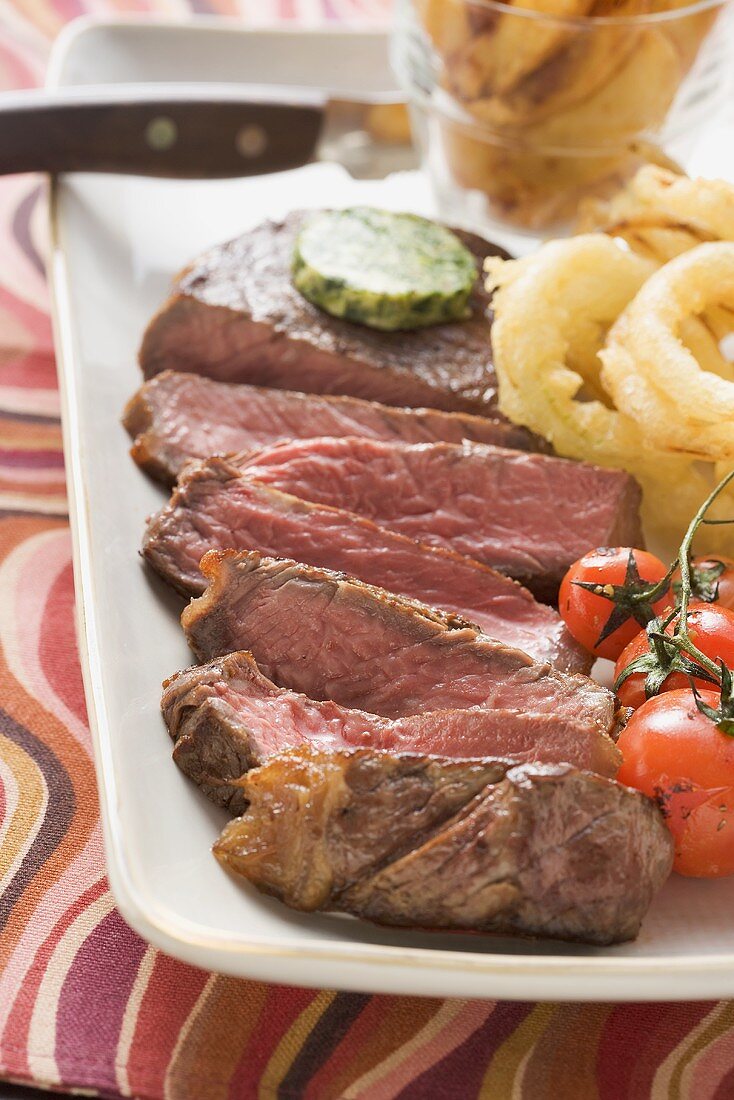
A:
1 3 734 1097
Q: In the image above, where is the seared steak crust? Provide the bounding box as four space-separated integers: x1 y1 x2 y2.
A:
138 212 509 414
162 650 621 812
214 745 673 945
124 370 546 486
181 551 618 734
142 458 589 672
242 436 645 602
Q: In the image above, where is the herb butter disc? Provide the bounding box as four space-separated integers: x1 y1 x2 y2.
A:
292 208 477 331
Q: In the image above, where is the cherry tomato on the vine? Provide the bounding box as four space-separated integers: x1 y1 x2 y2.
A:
676 555 734 611
617 689 734 877
558 547 669 661
615 602 734 710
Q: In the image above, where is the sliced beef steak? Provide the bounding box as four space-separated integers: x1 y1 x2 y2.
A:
139 212 509 414
143 458 588 672
124 370 545 486
163 650 621 812
242 437 644 602
181 551 617 734
214 745 673 945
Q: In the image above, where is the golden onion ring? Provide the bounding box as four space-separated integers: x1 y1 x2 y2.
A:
486 234 723 545
632 168 734 240
600 217 714 265
679 314 734 382
578 167 734 256
600 242 734 460
486 235 652 455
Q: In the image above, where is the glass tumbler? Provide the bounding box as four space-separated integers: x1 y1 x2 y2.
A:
392 0 732 234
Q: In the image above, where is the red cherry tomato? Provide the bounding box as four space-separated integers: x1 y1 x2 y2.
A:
682 555 734 611
559 547 669 661
615 602 734 710
617 689 734 877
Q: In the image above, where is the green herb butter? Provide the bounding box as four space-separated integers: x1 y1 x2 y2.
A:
292 208 476 331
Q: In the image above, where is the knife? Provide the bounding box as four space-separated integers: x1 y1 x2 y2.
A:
0 82 416 180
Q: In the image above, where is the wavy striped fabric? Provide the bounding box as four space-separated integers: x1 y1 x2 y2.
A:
1 3 734 1098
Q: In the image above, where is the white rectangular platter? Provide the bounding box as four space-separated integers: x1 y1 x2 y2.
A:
47 16 734 1000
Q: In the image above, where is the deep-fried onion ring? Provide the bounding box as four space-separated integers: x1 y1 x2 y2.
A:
632 168 734 241
577 167 734 258
486 235 652 455
486 235 719 544
600 242 734 460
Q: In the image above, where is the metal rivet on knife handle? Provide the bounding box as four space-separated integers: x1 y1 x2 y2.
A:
236 124 268 159
145 116 178 150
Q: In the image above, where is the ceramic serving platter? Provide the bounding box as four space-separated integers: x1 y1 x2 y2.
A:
47 15 734 1000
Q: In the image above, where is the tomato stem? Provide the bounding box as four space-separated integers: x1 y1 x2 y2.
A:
637 562 678 606
675 470 734 680
613 470 734 711
673 559 726 605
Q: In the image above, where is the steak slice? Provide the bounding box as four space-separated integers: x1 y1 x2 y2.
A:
181 551 617 734
242 437 644 602
124 370 546 486
143 458 589 673
214 745 673 945
138 211 509 415
163 650 621 812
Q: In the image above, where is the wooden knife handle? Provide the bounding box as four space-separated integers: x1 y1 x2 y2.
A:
0 89 326 178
